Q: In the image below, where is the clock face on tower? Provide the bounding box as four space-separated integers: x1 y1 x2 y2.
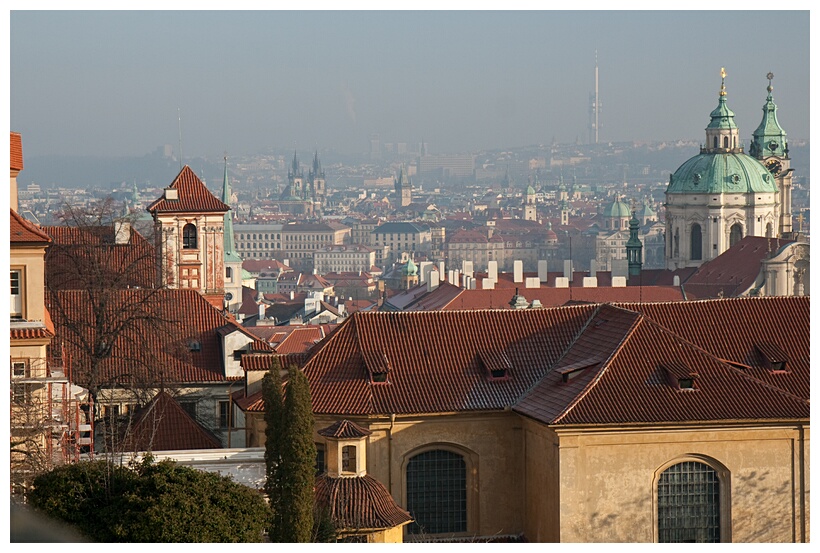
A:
765 158 783 177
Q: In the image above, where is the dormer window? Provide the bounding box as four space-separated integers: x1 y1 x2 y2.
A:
662 361 698 391
189 340 201 352
557 357 601 383
755 343 789 373
478 351 511 381
363 351 391 385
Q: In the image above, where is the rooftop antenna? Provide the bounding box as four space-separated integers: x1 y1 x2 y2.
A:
177 108 183 170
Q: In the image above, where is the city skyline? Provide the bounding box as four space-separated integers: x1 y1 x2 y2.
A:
9 9 811 160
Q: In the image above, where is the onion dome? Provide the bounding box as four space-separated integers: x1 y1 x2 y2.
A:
401 258 418 277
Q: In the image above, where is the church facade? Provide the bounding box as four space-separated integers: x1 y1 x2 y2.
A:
665 70 793 270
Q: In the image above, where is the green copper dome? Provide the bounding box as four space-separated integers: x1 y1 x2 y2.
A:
750 73 788 159
604 196 631 218
668 152 778 194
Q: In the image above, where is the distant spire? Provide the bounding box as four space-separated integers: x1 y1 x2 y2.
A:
719 67 727 97
222 156 239 260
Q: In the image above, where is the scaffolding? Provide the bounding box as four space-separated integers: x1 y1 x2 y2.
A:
10 343 90 495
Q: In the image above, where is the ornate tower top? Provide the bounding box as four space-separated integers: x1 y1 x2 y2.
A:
750 72 789 160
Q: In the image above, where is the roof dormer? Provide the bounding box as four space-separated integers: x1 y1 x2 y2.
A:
661 361 699 391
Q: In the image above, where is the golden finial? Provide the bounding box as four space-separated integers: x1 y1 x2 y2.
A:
720 67 727 96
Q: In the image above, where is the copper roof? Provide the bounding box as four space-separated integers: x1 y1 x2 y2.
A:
10 132 23 172
318 419 372 439
10 209 51 244
147 165 229 214
47 289 237 387
122 391 222 451
315 474 412 532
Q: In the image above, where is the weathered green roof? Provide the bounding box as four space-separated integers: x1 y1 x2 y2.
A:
526 185 536 195
401 258 418 277
750 83 787 159
668 152 778 194
604 197 631 218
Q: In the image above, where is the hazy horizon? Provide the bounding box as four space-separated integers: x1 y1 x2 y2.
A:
10 10 811 160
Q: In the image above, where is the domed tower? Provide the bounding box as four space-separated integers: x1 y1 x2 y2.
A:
665 69 780 270
557 175 570 226
749 72 793 238
626 211 643 277
524 183 537 221
603 194 631 231
400 257 419 290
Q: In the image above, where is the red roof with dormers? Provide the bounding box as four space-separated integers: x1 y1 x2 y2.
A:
288 297 808 425
10 209 51 244
47 289 241 387
10 132 23 172
146 165 229 214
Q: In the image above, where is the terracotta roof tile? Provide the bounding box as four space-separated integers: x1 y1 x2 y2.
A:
304 307 596 415
43 225 156 289
318 419 372 439
10 326 55 341
315 474 412 532
47 289 236 386
147 165 229 214
10 209 51 244
122 391 222 451
10 132 23 172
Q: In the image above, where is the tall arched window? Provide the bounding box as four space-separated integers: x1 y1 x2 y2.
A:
723 136 729 149
713 137 718 149
226 267 233 279
406 449 466 535
182 224 197 249
690 223 702 260
730 223 743 247
765 223 773 238
657 461 721 542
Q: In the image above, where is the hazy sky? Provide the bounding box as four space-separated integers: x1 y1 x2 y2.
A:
8 8 811 159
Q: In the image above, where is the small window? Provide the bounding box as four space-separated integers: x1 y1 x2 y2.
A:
103 405 121 419
189 340 201 352
342 445 356 472
183 224 197 249
12 360 28 378
315 443 326 475
678 378 695 390
218 400 232 428
226 267 233 279
10 269 23 318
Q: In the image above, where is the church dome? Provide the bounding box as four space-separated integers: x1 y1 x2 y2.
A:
604 196 631 218
668 151 778 195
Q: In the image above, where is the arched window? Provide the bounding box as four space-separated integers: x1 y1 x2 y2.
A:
690 224 702 260
730 223 743 247
226 267 233 279
723 136 729 149
182 224 197 249
406 449 466 535
766 222 773 238
713 137 718 149
657 461 721 542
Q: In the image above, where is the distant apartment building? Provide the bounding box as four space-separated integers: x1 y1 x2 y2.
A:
346 218 381 245
313 244 376 275
371 221 432 268
446 229 503 273
417 154 476 178
280 222 351 271
234 223 285 260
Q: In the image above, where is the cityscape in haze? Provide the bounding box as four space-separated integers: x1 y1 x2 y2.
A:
8 8 812 544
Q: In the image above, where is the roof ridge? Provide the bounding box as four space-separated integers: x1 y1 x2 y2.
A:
550 307 644 424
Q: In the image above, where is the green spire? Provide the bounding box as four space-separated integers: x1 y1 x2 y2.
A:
626 211 643 276
750 72 788 159
706 68 738 131
222 157 241 263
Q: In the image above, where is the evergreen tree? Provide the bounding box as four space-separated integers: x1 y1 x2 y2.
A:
279 366 317 542
262 358 286 541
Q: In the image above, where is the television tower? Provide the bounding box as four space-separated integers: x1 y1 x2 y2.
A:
588 51 601 144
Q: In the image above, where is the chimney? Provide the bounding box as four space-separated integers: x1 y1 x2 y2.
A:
514 260 523 283
258 302 265 319
488 260 498 281
563 259 573 280
164 188 178 201
538 260 548 282
673 275 681 286
114 220 131 245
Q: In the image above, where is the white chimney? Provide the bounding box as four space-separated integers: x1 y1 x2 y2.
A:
673 275 681 286
462 260 474 278
563 260 573 280
583 277 598 288
538 260 548 282
525 277 540 288
590 259 598 279
258 302 265 319
164 188 178 200
612 276 627 287
482 278 496 290
555 277 569 288
114 220 131 245
427 270 440 292
514 260 524 283
488 260 498 281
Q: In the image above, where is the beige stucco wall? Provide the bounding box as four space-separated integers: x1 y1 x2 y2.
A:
521 417 561 542
552 423 809 543
11 245 47 322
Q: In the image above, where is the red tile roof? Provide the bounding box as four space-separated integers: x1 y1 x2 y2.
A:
10 132 23 172
294 297 808 426
10 209 51 244
318 419 372 439
43 225 156 289
122 391 222 451
47 289 237 387
10 326 54 341
682 236 794 298
315 474 413 532
146 165 229 214
304 307 596 415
